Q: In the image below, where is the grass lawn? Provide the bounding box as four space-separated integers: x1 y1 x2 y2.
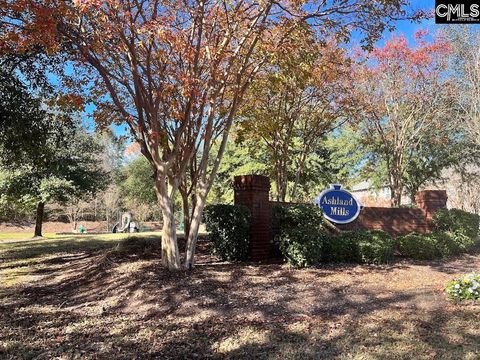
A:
0 233 479 359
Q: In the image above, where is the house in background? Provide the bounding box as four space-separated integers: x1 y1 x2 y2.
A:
350 180 409 207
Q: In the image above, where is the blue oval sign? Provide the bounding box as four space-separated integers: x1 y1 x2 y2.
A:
314 185 362 224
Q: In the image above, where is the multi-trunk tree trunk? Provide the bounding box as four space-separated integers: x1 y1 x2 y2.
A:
389 183 403 208
388 157 404 207
185 192 208 269
160 200 181 270
155 176 181 270
180 190 191 240
275 158 289 202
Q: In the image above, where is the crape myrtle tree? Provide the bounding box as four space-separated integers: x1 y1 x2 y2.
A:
350 33 457 207
1 0 420 269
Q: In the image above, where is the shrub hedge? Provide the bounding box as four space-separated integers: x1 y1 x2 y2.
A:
204 203 480 265
398 230 476 260
322 230 396 265
432 208 480 240
273 203 324 231
398 208 479 260
274 204 325 267
278 228 324 267
398 232 440 260
321 232 359 263
273 204 395 266
356 230 397 264
203 204 251 261
436 230 476 256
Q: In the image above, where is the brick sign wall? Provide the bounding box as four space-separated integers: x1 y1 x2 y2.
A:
339 191 447 235
233 175 448 261
338 207 431 235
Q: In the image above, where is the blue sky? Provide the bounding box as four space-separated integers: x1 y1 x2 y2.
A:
80 0 480 139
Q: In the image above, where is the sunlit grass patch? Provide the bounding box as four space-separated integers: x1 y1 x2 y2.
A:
0 232 163 289
213 326 269 354
0 232 162 255
0 232 58 241
1 265 39 287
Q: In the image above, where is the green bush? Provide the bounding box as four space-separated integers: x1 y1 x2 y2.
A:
433 209 480 240
273 203 324 232
356 230 396 264
446 273 480 302
322 232 360 263
435 230 476 256
203 204 251 261
398 232 440 260
399 230 476 260
274 204 324 267
279 228 324 267
274 204 396 266
322 230 395 264
399 208 479 260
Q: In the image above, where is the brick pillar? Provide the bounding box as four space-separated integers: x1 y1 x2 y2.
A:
233 175 272 261
415 190 448 221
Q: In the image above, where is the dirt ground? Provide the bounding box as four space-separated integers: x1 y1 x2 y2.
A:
0 234 479 359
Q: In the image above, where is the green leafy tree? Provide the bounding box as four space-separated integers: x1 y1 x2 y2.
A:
402 125 479 202
328 124 476 204
95 128 126 228
324 127 368 188
120 156 159 222
208 132 269 205
238 29 352 202
0 70 108 236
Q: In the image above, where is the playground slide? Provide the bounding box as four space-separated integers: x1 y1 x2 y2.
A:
112 212 139 233
112 212 131 233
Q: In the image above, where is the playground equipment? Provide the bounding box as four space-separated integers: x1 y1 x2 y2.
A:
112 212 139 233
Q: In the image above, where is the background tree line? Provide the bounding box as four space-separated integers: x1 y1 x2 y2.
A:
2 28 479 228
211 27 480 210
0 0 478 269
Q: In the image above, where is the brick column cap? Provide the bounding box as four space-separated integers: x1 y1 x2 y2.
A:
415 189 448 221
233 174 270 192
415 190 448 204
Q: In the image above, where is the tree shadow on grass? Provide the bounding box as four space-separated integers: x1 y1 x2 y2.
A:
3 287 477 359
0 237 117 261
426 249 480 275
1 238 480 359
